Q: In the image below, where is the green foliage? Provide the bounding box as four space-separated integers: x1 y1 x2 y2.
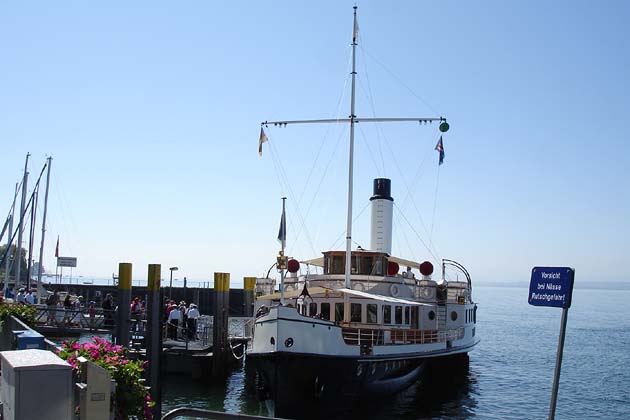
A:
0 303 37 327
58 337 154 420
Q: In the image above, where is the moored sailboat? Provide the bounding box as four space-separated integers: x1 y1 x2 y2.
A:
247 7 478 417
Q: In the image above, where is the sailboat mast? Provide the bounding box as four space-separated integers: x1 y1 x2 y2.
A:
14 153 30 287
3 183 19 297
343 6 359 324
36 157 52 290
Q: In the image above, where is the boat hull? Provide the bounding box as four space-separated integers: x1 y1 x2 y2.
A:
249 351 432 418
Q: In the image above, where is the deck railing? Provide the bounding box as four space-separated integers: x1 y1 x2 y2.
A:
342 327 464 346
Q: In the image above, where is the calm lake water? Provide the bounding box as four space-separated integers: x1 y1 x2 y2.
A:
160 285 630 419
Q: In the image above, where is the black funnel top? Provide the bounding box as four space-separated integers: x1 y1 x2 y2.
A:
370 178 393 201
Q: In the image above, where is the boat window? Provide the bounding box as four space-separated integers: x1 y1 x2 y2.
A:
374 256 385 276
395 306 403 325
404 307 410 325
351 256 359 274
335 303 344 322
324 255 330 274
367 304 377 324
351 303 362 322
332 256 344 274
383 305 391 324
410 307 418 329
321 302 330 320
309 302 318 317
361 256 374 275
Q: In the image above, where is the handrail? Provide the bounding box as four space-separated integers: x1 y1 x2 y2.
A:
161 408 283 420
442 259 472 296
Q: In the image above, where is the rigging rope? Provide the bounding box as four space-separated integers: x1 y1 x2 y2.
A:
265 47 354 258
360 45 442 116
393 202 441 267
430 165 441 242
328 201 369 251
357 41 444 263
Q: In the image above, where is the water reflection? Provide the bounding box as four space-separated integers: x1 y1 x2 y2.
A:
264 360 478 420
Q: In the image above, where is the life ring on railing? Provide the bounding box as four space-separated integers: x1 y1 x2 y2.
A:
390 284 400 297
353 282 365 292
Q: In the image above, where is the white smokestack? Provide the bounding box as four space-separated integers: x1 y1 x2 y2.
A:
370 178 393 254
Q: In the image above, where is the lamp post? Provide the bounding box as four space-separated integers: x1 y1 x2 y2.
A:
169 267 178 301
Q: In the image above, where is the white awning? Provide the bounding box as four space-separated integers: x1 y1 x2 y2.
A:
388 256 423 270
337 288 433 306
301 257 324 267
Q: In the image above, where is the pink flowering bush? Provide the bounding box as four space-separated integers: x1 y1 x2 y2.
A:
58 337 154 420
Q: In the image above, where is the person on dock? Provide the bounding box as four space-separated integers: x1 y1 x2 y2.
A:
102 293 114 328
88 301 97 331
25 289 35 305
16 288 26 304
186 303 200 340
131 297 144 332
46 290 59 325
63 294 74 325
167 303 182 340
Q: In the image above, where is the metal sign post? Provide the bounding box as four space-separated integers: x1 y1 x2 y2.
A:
528 266 575 420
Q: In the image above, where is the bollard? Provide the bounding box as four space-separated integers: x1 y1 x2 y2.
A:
116 263 132 347
244 277 256 318
146 264 162 419
212 272 230 379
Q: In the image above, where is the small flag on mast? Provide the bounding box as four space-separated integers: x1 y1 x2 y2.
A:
278 201 286 249
55 236 59 257
258 127 268 156
435 136 445 165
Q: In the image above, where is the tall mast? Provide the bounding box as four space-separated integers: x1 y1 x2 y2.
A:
26 185 38 290
261 7 448 322
279 197 287 305
343 6 359 324
3 183 19 296
36 157 52 291
14 153 30 287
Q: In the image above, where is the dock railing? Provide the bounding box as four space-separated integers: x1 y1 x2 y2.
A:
33 304 116 331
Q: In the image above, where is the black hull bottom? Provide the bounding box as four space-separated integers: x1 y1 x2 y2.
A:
248 352 469 419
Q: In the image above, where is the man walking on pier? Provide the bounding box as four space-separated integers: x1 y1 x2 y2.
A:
167 302 182 340
186 303 200 340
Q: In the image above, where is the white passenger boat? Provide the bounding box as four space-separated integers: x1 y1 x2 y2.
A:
247 7 478 416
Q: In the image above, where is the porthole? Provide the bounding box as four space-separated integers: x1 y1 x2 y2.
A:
285 338 294 348
428 311 435 321
451 311 458 321
270 337 275 345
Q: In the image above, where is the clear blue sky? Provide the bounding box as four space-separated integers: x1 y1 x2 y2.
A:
1 1 628 286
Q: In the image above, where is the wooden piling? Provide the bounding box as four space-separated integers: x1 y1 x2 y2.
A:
244 277 256 317
212 272 230 379
146 264 162 419
116 263 132 347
